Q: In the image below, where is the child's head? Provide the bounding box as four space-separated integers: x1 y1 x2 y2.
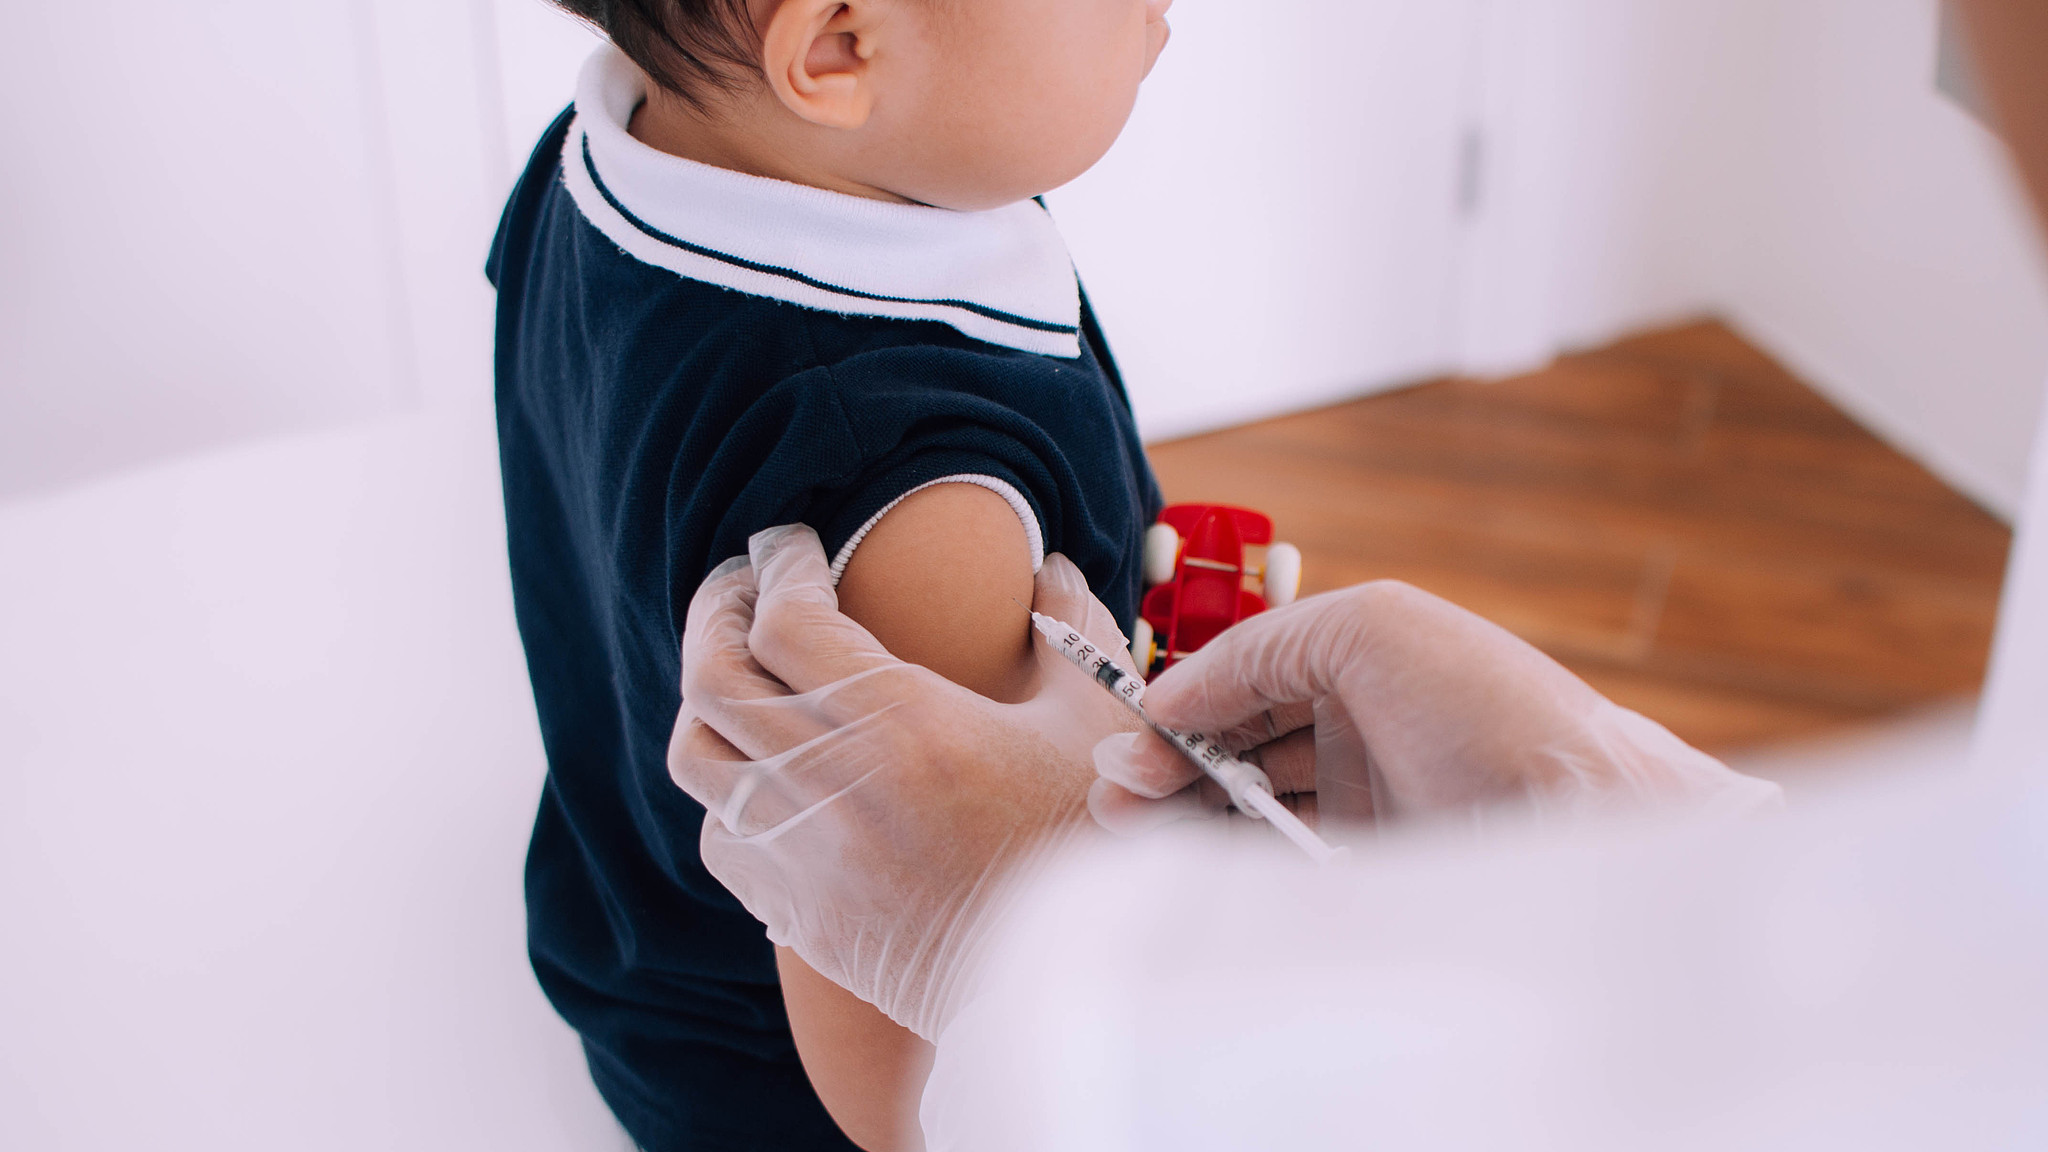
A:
555 0 1173 210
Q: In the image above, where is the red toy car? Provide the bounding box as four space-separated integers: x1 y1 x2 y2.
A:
1131 504 1302 675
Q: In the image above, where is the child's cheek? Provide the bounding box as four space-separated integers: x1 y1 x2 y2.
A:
1144 20 1171 75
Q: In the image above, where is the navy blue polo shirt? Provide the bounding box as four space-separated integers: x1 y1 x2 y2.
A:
487 48 1161 1152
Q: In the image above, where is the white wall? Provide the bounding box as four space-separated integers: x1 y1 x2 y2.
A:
1 1 627 1147
1466 0 2048 517
1048 0 1480 441
491 0 603 170
1977 389 2048 773
1456 0 1735 372
0 1 415 498
1708 0 2048 518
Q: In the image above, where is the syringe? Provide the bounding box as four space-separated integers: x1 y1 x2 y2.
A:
1029 611 1344 865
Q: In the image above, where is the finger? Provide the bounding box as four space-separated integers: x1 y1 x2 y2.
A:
678 682 920 839
1208 699 1316 755
745 524 900 692
681 553 870 763
1142 591 1372 733
1087 776 1223 836
1277 791 1320 828
748 524 838 612
1095 726 1313 809
680 555 783 712
682 553 757 662
1093 730 1200 799
1246 726 1318 797
1029 552 1096 627
1191 773 1231 812
1032 553 1137 676
696 817 801 952
687 536 969 764
665 702 753 817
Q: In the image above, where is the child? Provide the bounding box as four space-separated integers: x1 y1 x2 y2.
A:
487 0 1171 1147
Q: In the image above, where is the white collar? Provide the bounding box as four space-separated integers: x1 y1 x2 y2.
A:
561 47 1083 358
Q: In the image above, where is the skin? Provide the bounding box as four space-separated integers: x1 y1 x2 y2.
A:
632 0 1174 209
631 1 1171 1143
774 951 933 1150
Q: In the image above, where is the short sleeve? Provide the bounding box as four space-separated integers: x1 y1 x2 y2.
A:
671 333 1158 644
826 471 1046 584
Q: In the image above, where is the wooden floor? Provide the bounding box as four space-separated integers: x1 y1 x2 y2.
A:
1145 321 2014 753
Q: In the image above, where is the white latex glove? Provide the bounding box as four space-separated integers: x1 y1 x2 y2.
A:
1092 581 1780 833
666 525 1142 1042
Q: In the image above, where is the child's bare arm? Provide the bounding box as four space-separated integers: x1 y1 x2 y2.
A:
775 946 935 1152
778 481 1041 1151
835 482 1041 704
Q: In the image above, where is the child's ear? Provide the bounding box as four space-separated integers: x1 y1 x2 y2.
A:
761 0 879 130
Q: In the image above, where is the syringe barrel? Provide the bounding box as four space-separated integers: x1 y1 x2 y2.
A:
1148 723 1275 816
1033 614 1144 707
1032 611 1274 816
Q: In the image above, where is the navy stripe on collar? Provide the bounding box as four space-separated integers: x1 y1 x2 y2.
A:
579 138 1077 338
558 46 1085 358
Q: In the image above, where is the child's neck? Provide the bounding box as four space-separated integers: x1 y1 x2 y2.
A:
628 87 918 207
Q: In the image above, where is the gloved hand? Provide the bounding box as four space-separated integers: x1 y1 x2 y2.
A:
1092 581 1781 833
667 525 1143 1042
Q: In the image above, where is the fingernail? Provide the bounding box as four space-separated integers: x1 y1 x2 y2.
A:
1091 731 1144 780
1093 732 1190 799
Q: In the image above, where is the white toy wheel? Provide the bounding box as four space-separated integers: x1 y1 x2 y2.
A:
1130 618 1156 673
1142 523 1181 587
1262 543 1303 607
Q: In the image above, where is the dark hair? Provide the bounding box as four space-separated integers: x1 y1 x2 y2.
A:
552 0 761 109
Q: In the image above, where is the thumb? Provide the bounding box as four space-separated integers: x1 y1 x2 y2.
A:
1031 553 1135 673
745 523 899 693
749 524 839 611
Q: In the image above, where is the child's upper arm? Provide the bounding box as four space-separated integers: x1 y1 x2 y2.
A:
833 481 1041 702
776 479 1044 1151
